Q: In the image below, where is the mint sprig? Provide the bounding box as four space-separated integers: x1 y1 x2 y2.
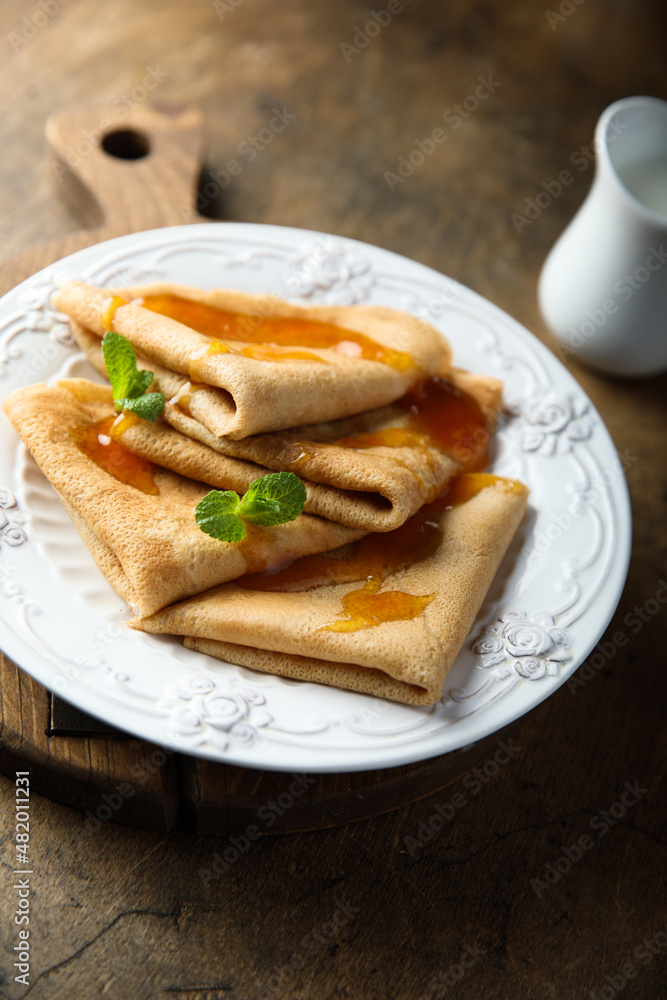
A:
238 472 308 525
114 392 166 422
195 490 248 543
196 472 307 543
101 331 165 421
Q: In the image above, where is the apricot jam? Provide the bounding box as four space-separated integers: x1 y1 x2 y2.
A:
138 293 415 370
72 414 158 495
102 295 127 330
321 579 436 632
336 376 490 471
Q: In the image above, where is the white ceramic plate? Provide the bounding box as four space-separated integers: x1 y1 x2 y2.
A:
0 223 631 772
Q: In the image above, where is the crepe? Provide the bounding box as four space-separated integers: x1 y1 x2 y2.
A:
71 321 503 531
2 380 363 618
131 474 529 705
53 281 452 438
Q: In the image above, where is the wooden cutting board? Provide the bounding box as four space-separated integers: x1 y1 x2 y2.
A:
0 102 205 297
0 103 525 834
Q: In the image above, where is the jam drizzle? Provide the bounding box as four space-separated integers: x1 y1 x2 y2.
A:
72 413 158 495
321 580 436 632
138 293 415 370
102 295 127 330
334 376 491 471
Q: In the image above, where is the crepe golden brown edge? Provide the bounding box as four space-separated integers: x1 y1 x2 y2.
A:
131 477 529 705
69 320 504 532
1 380 364 618
52 281 453 439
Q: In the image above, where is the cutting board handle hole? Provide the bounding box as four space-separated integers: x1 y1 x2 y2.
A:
101 128 150 160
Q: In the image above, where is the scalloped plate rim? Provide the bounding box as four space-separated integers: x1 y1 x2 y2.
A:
0 222 632 772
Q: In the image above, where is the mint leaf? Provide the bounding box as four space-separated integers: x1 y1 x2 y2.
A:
238 472 307 526
130 369 155 398
102 332 139 399
195 473 307 544
116 392 166 422
195 490 246 542
102 331 164 421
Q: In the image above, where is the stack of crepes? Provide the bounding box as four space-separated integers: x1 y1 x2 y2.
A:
3 280 529 705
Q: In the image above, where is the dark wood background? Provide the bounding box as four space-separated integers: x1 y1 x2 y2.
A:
0 1 665 998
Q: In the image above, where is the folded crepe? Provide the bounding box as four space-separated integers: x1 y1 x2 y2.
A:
2 380 363 618
71 321 503 531
53 281 452 439
131 474 529 705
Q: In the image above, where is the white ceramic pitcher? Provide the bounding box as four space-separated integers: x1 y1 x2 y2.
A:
538 96 667 376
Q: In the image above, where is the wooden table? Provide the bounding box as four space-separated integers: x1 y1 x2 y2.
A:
0 1 665 997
